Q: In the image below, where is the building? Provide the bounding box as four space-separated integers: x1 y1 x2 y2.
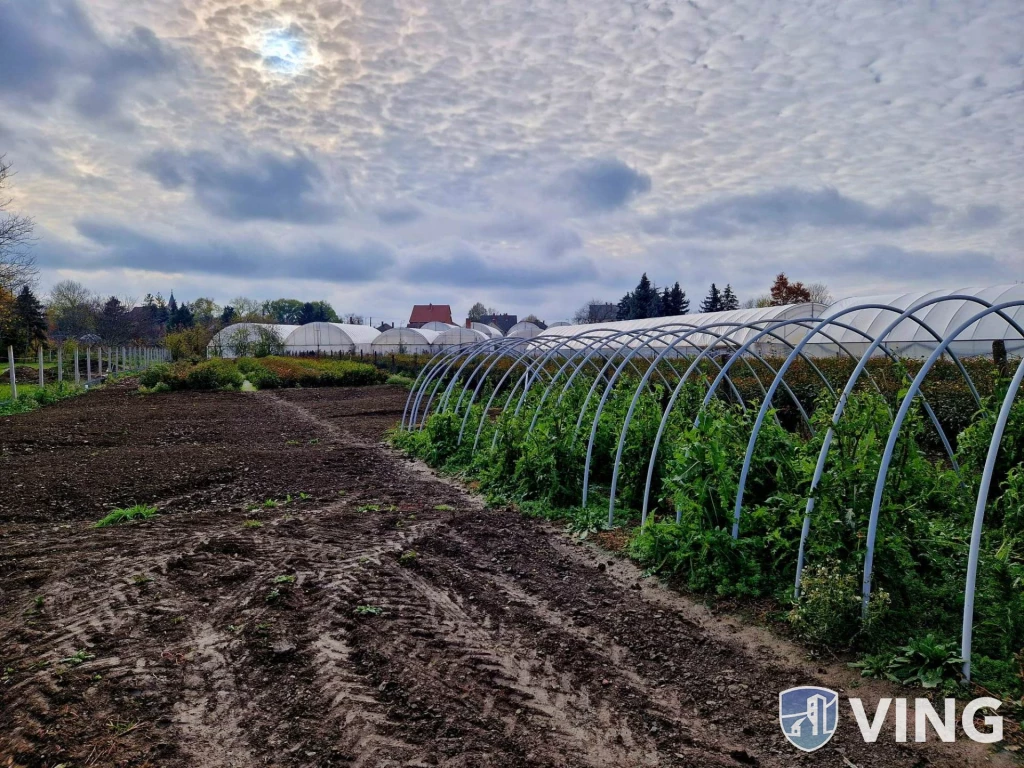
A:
477 313 518 334
409 304 454 328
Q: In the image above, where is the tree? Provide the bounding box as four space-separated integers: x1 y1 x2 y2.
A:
700 283 723 313
617 273 661 320
266 298 305 324
721 284 739 311
467 302 490 322
13 285 47 352
806 282 833 306
97 296 132 344
659 282 689 316
769 273 812 306
742 294 773 309
191 297 221 327
220 306 237 325
522 314 545 327
230 296 266 321
0 156 36 292
572 299 615 324
48 280 98 338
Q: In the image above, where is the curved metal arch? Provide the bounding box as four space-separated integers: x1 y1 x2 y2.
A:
453 336 564 446
403 345 467 429
418 338 528 429
510 326 682 422
473 329 684 450
961 355 1024 682
581 320 820 510
606 316 884 526
862 300 1024 619
450 337 540 421
406 343 495 429
469 336 584 451
730 296 1015 543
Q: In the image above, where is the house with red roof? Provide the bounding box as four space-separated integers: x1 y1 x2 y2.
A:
408 304 454 328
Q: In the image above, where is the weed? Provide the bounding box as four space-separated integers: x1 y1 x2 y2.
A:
354 604 383 616
299 492 311 500
358 504 382 513
242 519 263 529
263 498 279 508
131 574 154 586
433 504 454 511
272 574 296 584
398 550 419 567
94 504 157 528
108 719 145 736
61 649 95 666
266 589 281 603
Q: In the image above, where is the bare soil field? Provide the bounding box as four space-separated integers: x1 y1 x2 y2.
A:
0 383 1009 767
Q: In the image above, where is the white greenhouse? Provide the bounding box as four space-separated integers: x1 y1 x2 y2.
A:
471 322 504 339
433 327 488 349
420 321 458 332
507 321 544 339
371 327 440 355
283 322 380 356
817 284 1024 358
208 323 298 358
537 303 826 356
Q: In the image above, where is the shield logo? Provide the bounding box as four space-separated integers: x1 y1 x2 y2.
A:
779 686 839 752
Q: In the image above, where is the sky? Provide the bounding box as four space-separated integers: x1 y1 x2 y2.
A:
0 0 1021 325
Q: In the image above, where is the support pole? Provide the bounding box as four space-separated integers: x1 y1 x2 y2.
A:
7 345 16 401
38 346 45 388
75 347 80 385
58 347 63 383
86 348 92 383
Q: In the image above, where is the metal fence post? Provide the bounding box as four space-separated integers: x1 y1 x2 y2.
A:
7 345 16 401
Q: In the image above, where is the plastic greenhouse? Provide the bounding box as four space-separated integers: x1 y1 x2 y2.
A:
507 321 543 339
432 327 488 349
420 321 458 332
208 324 298 358
283 323 380 356
371 327 440 355
471 322 504 339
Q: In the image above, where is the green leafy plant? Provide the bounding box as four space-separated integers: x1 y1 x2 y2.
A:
354 604 383 616
94 504 157 528
885 634 964 689
242 519 263 529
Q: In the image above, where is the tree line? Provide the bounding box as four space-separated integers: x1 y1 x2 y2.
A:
572 273 831 323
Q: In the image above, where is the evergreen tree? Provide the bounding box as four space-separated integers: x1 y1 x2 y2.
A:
615 290 635 321
97 296 129 343
721 284 739 311
700 283 723 313
14 286 47 352
660 282 689 316
632 273 661 319
167 293 178 323
220 306 236 325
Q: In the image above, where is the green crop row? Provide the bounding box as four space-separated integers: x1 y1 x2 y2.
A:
393 364 1024 702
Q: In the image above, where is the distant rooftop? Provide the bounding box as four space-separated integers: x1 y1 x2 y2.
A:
409 304 453 328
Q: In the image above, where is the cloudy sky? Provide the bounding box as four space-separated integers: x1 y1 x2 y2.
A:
1 0 1021 324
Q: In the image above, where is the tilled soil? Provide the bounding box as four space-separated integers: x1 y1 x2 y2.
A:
0 383 1007 767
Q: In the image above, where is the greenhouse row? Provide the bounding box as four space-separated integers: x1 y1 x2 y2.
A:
209 285 1024 360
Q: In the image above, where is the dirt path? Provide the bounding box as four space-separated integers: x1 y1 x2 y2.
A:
0 384 1008 767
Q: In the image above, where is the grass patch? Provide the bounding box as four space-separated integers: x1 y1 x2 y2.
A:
94 504 157 528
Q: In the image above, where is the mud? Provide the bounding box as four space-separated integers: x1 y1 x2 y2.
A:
0 383 1010 767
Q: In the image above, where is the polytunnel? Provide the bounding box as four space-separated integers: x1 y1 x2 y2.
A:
420 321 458 332
432 326 488 349
471 322 504 339
507 321 543 339
208 323 298 358
400 285 1024 683
283 322 380 356
371 327 440 355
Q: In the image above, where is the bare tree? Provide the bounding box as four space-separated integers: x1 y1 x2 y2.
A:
571 298 615 324
0 155 36 291
741 294 773 309
48 279 99 338
806 282 833 306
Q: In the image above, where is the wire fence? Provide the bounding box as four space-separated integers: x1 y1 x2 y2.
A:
4 345 170 402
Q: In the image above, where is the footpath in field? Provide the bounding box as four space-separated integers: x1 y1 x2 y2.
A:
0 384 1008 767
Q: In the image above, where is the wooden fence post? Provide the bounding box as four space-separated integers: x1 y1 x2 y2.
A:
8 345 16 401
38 346 45 387
74 347 80 385
57 346 63 383
86 348 92 382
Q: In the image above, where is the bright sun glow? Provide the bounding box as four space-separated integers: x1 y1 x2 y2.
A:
258 28 313 75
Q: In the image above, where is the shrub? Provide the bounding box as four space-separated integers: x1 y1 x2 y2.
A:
184 359 244 390
387 374 415 388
